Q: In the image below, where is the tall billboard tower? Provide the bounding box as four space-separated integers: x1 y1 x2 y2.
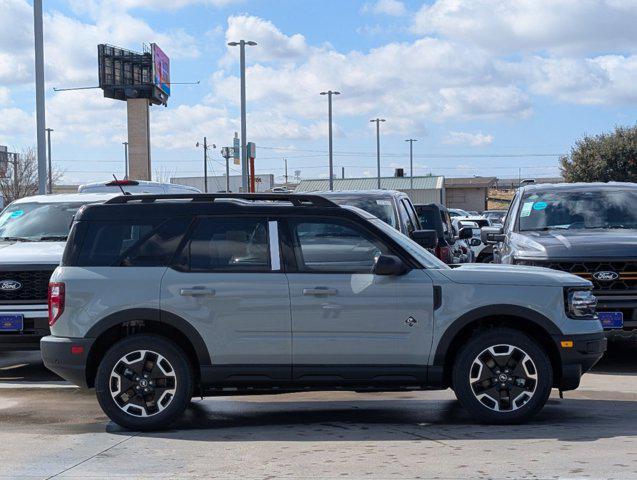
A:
98 43 170 180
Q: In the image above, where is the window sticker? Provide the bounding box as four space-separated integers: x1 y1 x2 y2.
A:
9 210 24 219
533 201 548 211
520 202 534 217
376 200 392 206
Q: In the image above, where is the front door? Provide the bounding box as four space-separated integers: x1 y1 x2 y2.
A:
283 217 434 382
160 216 291 382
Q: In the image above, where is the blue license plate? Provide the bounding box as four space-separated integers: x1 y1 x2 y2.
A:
0 314 23 332
599 311 623 329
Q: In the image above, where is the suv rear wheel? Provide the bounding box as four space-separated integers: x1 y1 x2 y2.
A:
452 328 552 424
95 334 193 431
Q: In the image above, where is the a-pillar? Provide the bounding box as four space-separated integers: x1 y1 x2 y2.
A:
126 98 151 180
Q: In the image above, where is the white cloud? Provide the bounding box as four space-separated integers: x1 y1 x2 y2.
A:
0 87 11 106
413 0 637 55
443 131 495 146
362 0 407 17
224 16 309 63
0 107 33 137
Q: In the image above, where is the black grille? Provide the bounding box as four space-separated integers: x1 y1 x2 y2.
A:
522 261 637 291
0 270 55 303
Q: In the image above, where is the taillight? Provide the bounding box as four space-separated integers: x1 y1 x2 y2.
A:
48 282 65 326
435 245 452 264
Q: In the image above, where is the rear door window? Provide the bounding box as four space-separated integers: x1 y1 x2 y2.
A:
179 217 271 272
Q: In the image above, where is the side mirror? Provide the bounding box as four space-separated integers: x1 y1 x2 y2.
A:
482 226 505 245
374 254 409 276
469 237 482 247
410 229 438 249
457 227 473 240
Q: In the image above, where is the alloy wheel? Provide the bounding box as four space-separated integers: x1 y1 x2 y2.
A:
469 344 538 412
109 349 177 417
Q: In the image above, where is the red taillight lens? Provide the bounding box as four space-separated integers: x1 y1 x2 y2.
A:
435 245 452 264
48 282 65 326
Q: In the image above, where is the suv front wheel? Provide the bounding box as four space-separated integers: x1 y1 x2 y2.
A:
452 328 552 424
95 334 193 431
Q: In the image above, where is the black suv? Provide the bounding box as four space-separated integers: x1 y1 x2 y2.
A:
483 182 637 337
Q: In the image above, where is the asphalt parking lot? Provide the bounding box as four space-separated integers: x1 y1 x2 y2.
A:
2 344 637 479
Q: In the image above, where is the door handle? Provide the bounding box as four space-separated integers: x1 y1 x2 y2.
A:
180 287 216 297
302 287 338 296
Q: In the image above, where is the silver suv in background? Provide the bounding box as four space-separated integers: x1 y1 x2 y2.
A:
0 193 115 350
42 193 605 431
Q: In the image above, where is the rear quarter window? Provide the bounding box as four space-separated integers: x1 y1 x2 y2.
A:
72 217 191 267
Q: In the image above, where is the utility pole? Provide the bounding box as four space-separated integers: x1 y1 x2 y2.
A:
370 118 386 189
284 158 288 183
228 40 257 192
405 139 417 191
45 128 53 194
123 141 129 179
34 0 47 195
320 90 340 190
342 166 345 179
196 137 214 193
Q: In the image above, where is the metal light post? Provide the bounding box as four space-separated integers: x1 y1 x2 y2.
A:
45 128 53 194
320 90 340 190
122 141 129 178
370 118 386 189
228 40 257 192
34 0 47 195
405 138 417 190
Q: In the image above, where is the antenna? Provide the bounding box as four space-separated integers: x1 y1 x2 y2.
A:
112 174 129 196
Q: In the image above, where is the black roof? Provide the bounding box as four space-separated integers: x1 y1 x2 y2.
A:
74 193 360 222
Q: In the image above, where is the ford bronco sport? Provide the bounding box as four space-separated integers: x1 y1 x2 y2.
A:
42 193 605 430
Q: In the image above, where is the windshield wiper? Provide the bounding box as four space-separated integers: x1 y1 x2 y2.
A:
0 236 35 242
38 235 68 241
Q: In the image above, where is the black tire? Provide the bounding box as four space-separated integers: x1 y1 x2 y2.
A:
95 334 193 431
452 328 552 424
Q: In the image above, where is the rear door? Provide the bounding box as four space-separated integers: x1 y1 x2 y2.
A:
160 216 291 380
283 216 434 382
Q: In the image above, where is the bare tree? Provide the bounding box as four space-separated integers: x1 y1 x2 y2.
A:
0 147 64 203
153 166 178 184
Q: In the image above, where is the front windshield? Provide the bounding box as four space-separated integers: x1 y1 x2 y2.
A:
370 218 448 269
330 198 398 229
518 190 637 231
0 202 88 241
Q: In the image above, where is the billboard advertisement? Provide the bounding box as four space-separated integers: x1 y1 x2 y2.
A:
151 43 170 97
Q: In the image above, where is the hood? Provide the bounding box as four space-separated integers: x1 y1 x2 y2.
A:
512 229 637 259
440 263 590 287
0 241 65 265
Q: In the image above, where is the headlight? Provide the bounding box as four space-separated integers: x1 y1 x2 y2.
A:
565 288 597 319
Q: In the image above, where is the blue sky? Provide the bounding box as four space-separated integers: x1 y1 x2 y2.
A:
1 0 637 184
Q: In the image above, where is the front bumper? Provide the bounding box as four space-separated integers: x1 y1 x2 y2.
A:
552 331 607 391
40 336 94 388
0 307 49 351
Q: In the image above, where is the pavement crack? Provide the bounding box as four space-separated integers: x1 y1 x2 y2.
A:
45 432 140 479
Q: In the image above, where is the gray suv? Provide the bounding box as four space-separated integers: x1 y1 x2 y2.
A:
42 193 605 431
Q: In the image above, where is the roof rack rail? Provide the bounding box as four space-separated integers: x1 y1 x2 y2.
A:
104 192 338 208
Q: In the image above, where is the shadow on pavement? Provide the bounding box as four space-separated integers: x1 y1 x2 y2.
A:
593 339 637 375
0 350 60 382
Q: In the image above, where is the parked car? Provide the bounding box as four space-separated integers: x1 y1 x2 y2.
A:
42 192 604 430
0 193 116 350
483 209 507 227
483 182 637 337
448 208 471 218
454 218 494 263
415 203 473 264
78 179 201 194
313 190 437 249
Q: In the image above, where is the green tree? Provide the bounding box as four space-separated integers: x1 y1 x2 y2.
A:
560 125 637 183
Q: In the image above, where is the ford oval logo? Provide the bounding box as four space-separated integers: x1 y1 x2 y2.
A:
593 271 619 282
0 280 22 291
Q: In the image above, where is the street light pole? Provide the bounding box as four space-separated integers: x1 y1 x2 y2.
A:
122 141 129 179
228 40 257 192
405 138 417 190
45 128 53 194
370 118 386 189
34 0 47 195
320 90 340 190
